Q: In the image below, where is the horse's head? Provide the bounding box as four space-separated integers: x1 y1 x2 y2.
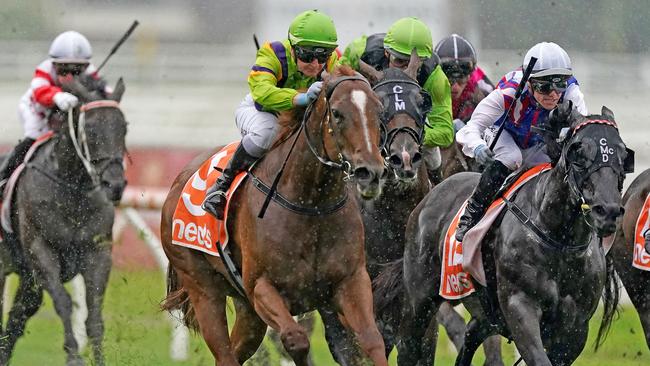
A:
359 51 431 182
319 66 387 199
59 77 128 203
559 106 634 236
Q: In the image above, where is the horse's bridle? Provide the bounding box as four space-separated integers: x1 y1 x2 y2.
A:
302 74 380 180
372 78 429 156
68 100 124 188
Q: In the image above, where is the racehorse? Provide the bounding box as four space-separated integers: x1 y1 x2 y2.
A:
161 66 389 366
379 106 628 365
321 53 504 366
0 76 127 366
611 168 650 350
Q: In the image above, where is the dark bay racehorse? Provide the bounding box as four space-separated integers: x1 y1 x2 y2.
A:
0 76 127 366
322 53 503 366
379 107 628 365
161 66 389 366
611 168 650 349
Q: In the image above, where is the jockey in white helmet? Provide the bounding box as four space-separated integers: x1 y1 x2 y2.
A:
454 42 587 241
0 31 109 189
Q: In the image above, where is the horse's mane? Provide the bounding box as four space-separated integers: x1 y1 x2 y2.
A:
271 65 361 149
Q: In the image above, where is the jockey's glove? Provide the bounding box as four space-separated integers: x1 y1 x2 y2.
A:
294 81 323 107
453 119 466 134
53 92 79 111
474 144 495 165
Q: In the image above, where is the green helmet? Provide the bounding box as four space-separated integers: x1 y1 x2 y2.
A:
383 17 433 58
288 10 338 48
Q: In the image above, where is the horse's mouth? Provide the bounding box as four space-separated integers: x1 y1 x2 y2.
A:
357 183 382 200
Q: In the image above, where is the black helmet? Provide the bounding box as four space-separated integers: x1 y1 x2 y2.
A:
435 34 477 80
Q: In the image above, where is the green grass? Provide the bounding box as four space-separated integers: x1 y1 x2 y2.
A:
4 269 650 365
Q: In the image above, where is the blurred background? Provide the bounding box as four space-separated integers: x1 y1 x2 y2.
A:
0 0 648 365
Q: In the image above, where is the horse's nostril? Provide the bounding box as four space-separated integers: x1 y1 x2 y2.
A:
388 155 402 167
354 167 372 181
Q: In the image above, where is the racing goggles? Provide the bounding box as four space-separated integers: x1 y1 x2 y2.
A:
529 76 569 95
441 61 474 83
293 46 333 64
53 62 89 76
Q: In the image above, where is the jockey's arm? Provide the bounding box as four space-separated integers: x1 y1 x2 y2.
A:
564 82 588 115
421 67 454 148
248 45 299 112
456 88 507 158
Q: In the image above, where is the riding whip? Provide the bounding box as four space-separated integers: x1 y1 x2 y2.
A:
253 33 260 51
488 56 537 150
96 20 140 72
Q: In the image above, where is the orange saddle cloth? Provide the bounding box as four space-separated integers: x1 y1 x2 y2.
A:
171 141 247 256
633 193 650 271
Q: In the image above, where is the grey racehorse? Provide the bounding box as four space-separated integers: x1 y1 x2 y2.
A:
377 107 629 365
0 76 127 366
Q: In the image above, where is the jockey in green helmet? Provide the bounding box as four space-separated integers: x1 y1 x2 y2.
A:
202 9 340 219
340 17 453 182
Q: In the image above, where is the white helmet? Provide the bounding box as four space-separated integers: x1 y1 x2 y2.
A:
523 42 572 78
49 31 92 63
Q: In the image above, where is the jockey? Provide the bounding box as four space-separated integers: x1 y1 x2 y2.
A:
340 17 454 174
0 30 108 187
455 42 588 241
202 9 339 219
435 34 494 126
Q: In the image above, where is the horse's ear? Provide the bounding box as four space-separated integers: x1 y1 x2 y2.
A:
358 60 383 85
601 106 615 120
404 48 422 81
111 77 126 102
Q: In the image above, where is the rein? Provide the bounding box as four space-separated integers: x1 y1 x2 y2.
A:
67 100 122 189
257 75 369 218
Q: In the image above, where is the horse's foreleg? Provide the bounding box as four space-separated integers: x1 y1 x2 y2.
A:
252 277 310 366
0 272 43 365
27 238 83 366
334 269 388 366
482 336 505 366
320 305 367 366
82 247 112 366
501 291 552 366
545 320 589 366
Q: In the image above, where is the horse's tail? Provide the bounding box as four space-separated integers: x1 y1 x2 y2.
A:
595 253 621 350
161 265 199 331
373 258 404 317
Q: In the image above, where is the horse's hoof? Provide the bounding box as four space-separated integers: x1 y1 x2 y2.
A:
66 355 85 366
280 327 310 355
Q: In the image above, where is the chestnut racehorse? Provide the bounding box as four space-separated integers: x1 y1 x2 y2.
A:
161 66 389 366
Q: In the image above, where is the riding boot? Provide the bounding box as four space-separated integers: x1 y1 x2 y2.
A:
201 144 257 220
0 138 35 198
455 160 511 242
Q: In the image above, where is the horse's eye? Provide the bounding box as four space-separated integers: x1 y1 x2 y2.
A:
332 109 343 122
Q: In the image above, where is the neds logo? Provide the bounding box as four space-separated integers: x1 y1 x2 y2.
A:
173 219 213 248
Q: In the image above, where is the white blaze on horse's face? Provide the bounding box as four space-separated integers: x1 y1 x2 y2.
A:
351 89 374 152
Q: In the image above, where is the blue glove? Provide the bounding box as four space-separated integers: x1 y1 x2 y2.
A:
474 144 495 165
294 81 323 106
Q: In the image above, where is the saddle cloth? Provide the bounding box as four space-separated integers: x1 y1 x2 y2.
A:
171 141 247 256
440 163 552 299
1 131 55 235
633 193 650 271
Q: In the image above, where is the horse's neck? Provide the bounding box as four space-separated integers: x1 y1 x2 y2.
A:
52 135 87 183
276 123 347 205
534 167 592 243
